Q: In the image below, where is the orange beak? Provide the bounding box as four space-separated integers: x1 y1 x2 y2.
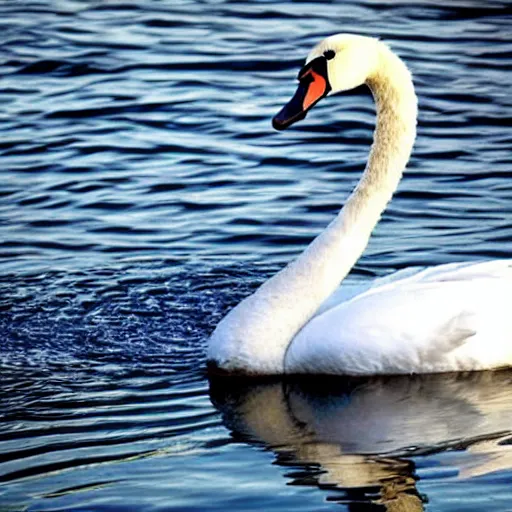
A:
272 56 331 130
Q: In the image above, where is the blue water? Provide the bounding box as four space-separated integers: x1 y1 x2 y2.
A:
1 0 512 510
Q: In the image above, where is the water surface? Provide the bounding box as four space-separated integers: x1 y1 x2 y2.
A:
1 0 512 510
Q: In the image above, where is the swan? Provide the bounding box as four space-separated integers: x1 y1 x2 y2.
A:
207 33 512 376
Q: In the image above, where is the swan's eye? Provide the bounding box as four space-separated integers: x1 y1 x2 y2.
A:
324 50 335 60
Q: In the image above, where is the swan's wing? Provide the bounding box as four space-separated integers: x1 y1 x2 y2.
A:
315 266 426 317
286 260 512 375
382 259 512 285
317 260 512 316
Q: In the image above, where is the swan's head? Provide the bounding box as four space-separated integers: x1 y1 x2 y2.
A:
273 34 380 130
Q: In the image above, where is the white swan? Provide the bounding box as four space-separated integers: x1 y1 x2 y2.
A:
207 33 512 376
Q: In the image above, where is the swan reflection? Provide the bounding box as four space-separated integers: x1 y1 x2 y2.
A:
210 371 512 510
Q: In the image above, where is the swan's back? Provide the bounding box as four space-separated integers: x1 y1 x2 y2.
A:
286 260 512 375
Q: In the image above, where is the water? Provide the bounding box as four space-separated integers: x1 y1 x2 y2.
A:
1 0 511 510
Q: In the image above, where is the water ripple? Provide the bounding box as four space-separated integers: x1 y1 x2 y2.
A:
1 0 512 510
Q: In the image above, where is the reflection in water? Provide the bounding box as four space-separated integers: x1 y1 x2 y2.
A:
210 371 512 510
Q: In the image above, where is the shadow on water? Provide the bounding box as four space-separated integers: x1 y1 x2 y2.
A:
210 370 512 510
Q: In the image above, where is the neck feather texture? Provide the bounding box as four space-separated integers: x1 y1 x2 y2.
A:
208 43 417 375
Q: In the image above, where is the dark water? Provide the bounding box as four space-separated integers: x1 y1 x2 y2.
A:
1 0 512 510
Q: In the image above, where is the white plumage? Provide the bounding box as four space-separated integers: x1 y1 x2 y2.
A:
207 34 512 376
288 260 512 375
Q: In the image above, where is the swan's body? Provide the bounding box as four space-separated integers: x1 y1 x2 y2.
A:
207 34 512 376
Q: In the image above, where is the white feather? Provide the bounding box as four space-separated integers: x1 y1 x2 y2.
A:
287 260 512 375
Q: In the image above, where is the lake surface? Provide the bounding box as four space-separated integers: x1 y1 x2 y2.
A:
1 0 511 510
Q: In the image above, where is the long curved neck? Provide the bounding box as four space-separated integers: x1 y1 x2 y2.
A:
208 44 417 375
341 45 417 245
